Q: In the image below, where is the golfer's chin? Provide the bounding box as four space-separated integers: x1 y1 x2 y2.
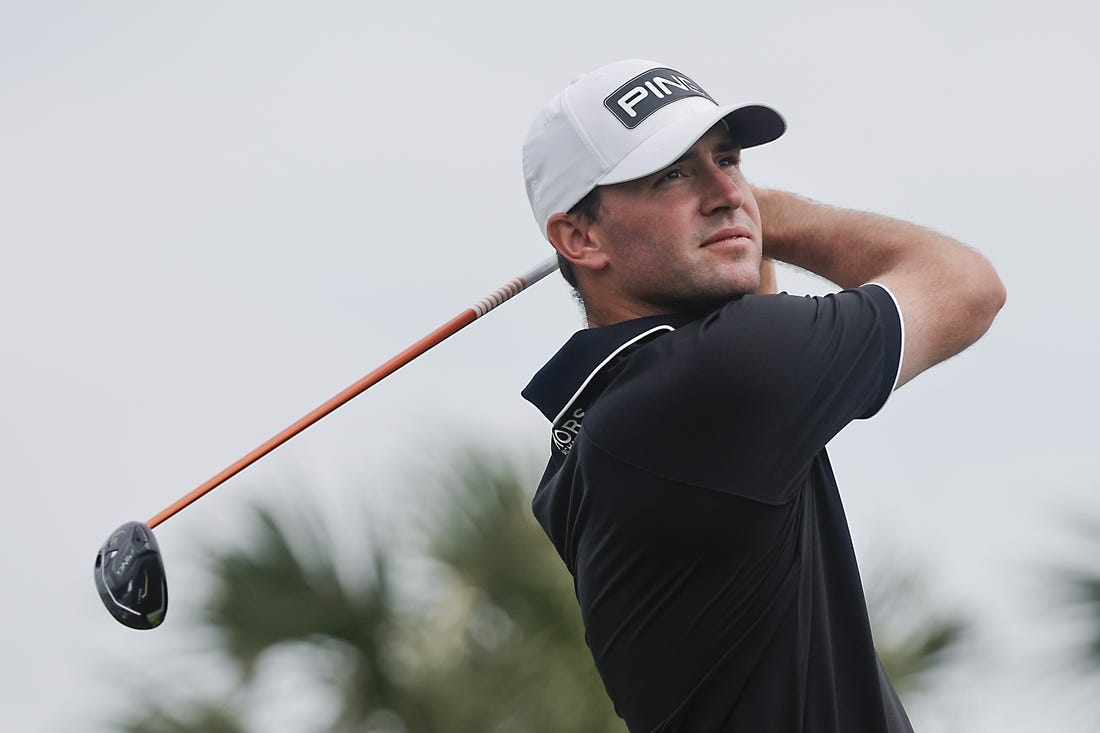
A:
656 280 760 316
702 268 763 304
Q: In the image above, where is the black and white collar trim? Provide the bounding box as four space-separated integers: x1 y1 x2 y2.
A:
550 325 674 424
522 314 690 424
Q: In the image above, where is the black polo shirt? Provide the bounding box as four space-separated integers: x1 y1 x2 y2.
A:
522 285 910 732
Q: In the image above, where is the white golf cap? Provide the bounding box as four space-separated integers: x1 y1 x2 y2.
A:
522 59 785 238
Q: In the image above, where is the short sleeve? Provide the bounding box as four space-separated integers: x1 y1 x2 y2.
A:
583 285 904 503
849 283 904 418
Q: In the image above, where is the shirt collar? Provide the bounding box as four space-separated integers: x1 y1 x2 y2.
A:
522 314 693 423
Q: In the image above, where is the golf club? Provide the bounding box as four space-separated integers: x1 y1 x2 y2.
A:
95 256 560 629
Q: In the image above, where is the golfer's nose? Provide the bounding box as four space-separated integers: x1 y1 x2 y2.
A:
699 163 744 215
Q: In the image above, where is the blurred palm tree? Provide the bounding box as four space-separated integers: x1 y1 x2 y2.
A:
117 704 247 733
1056 517 1100 674
113 449 968 732
1043 517 1100 724
116 451 622 733
1069 573 1100 667
415 453 625 732
864 563 969 698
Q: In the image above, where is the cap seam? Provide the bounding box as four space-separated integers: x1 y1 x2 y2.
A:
562 91 610 171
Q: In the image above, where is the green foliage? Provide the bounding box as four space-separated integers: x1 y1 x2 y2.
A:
111 450 621 733
1073 575 1100 662
1049 518 1100 677
107 447 972 732
865 562 969 697
407 452 623 733
201 506 421 731
118 702 248 733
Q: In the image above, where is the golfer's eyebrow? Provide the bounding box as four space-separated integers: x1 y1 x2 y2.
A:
715 135 741 156
670 136 741 168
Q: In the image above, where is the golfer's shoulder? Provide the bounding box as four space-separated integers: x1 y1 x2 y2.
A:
724 285 897 321
694 287 898 346
621 286 900 390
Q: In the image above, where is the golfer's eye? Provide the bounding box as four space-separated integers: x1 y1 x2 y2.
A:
656 168 684 185
718 153 741 168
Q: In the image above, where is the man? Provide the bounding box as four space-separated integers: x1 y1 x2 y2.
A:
519 59 1005 732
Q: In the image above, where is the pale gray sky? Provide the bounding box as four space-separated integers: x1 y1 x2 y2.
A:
2 1 1097 730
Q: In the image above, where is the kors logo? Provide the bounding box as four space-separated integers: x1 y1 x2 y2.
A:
603 67 715 129
553 407 585 455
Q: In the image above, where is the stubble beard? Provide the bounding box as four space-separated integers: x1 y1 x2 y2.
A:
636 263 761 316
652 240 764 314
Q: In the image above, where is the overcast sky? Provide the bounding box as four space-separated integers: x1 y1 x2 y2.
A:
2 1 1098 731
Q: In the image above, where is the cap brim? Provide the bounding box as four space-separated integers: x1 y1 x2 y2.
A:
599 103 785 186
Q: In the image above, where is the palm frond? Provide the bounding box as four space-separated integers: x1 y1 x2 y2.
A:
865 561 970 696
117 702 248 733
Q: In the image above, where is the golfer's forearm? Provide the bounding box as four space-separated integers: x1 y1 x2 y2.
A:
754 188 960 288
754 258 777 295
755 187 1006 385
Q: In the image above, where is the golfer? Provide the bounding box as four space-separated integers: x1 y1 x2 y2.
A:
520 59 1005 732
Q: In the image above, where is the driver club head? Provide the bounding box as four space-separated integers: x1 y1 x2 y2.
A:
94 521 168 630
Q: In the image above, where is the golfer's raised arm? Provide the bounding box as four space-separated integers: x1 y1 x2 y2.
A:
755 188 1006 388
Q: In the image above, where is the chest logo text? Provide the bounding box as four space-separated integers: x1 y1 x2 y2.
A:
553 407 585 454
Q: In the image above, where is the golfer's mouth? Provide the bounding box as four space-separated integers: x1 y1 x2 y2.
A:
701 226 753 247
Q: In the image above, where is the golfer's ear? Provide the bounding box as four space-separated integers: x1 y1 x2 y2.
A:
547 212 609 273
